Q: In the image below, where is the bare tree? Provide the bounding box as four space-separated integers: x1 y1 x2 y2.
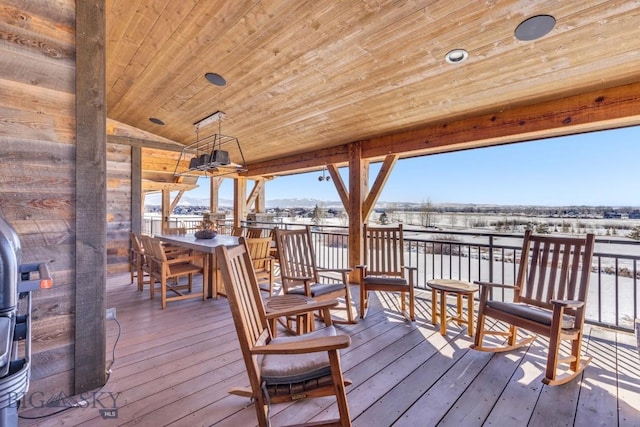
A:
419 198 436 227
311 204 324 225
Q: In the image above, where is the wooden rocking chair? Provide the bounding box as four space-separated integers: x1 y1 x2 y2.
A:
274 226 357 324
472 230 596 385
216 241 352 427
356 224 416 321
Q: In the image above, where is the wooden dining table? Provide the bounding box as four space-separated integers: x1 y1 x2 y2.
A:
156 233 240 298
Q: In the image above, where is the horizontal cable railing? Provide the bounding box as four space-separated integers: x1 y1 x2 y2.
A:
144 218 639 331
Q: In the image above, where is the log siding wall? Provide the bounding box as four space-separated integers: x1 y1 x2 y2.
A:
0 0 77 399
0 0 127 401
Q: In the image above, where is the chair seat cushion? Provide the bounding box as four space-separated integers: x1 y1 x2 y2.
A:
261 326 336 385
288 283 345 297
363 276 407 287
486 301 575 329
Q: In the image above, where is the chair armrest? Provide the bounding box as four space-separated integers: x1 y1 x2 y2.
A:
166 254 206 265
265 299 339 320
280 274 314 282
550 299 585 308
403 265 417 271
474 280 519 290
252 335 351 354
316 267 353 273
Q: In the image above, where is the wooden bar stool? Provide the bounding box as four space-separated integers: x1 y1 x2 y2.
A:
427 279 479 336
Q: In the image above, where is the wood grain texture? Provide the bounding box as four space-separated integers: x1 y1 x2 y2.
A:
19 274 640 425
0 0 78 401
75 0 107 393
99 0 640 173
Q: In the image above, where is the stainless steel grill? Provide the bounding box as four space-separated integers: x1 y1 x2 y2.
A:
0 217 51 425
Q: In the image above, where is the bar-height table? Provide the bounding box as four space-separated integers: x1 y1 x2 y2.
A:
156 233 240 298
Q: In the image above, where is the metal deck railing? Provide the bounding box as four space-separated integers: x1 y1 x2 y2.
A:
144 217 640 331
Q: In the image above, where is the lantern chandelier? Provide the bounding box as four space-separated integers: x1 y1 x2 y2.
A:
173 111 247 177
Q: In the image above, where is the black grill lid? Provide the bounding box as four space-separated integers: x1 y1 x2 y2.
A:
0 218 21 314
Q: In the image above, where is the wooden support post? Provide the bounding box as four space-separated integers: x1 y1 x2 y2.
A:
210 177 223 214
162 190 170 231
348 142 367 283
170 190 185 212
363 154 398 220
75 0 107 393
234 177 247 228
246 180 265 217
131 146 142 234
256 182 266 213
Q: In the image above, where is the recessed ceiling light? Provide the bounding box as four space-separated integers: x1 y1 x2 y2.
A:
149 117 165 125
445 49 468 64
205 72 226 86
515 15 556 41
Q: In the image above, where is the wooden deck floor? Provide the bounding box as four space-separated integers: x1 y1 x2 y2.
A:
21 272 640 426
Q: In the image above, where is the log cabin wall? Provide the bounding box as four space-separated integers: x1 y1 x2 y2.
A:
106 143 132 274
0 0 78 399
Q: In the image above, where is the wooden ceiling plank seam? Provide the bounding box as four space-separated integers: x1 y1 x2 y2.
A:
104 2 640 169
108 0 257 122
125 0 336 137
107 0 199 106
108 1 175 103
161 0 318 114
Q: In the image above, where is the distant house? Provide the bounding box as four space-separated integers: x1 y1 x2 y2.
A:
628 210 640 219
604 211 622 219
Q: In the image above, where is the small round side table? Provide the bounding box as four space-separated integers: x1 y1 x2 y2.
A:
264 294 314 337
427 279 479 336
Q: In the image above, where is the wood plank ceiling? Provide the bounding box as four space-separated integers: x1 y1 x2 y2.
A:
105 0 640 180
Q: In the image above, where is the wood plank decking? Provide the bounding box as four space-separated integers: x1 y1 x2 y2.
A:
21 272 640 426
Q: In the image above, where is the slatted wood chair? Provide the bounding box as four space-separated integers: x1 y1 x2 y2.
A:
231 226 244 237
245 227 264 238
356 224 416 321
143 237 208 309
472 230 596 385
275 226 356 324
216 241 352 427
244 236 276 296
162 226 186 235
128 232 146 289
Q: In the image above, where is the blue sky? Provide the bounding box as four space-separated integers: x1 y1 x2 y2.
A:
188 126 639 207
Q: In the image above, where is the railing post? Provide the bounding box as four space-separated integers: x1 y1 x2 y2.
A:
488 235 494 300
488 235 494 283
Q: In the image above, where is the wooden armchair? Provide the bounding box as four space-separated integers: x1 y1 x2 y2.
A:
143 237 208 309
356 224 416 321
162 226 186 235
472 230 596 385
275 226 356 324
244 236 275 296
128 232 147 289
245 227 264 238
216 241 352 427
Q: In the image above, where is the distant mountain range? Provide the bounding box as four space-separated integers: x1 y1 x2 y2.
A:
146 194 344 209
145 193 638 212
